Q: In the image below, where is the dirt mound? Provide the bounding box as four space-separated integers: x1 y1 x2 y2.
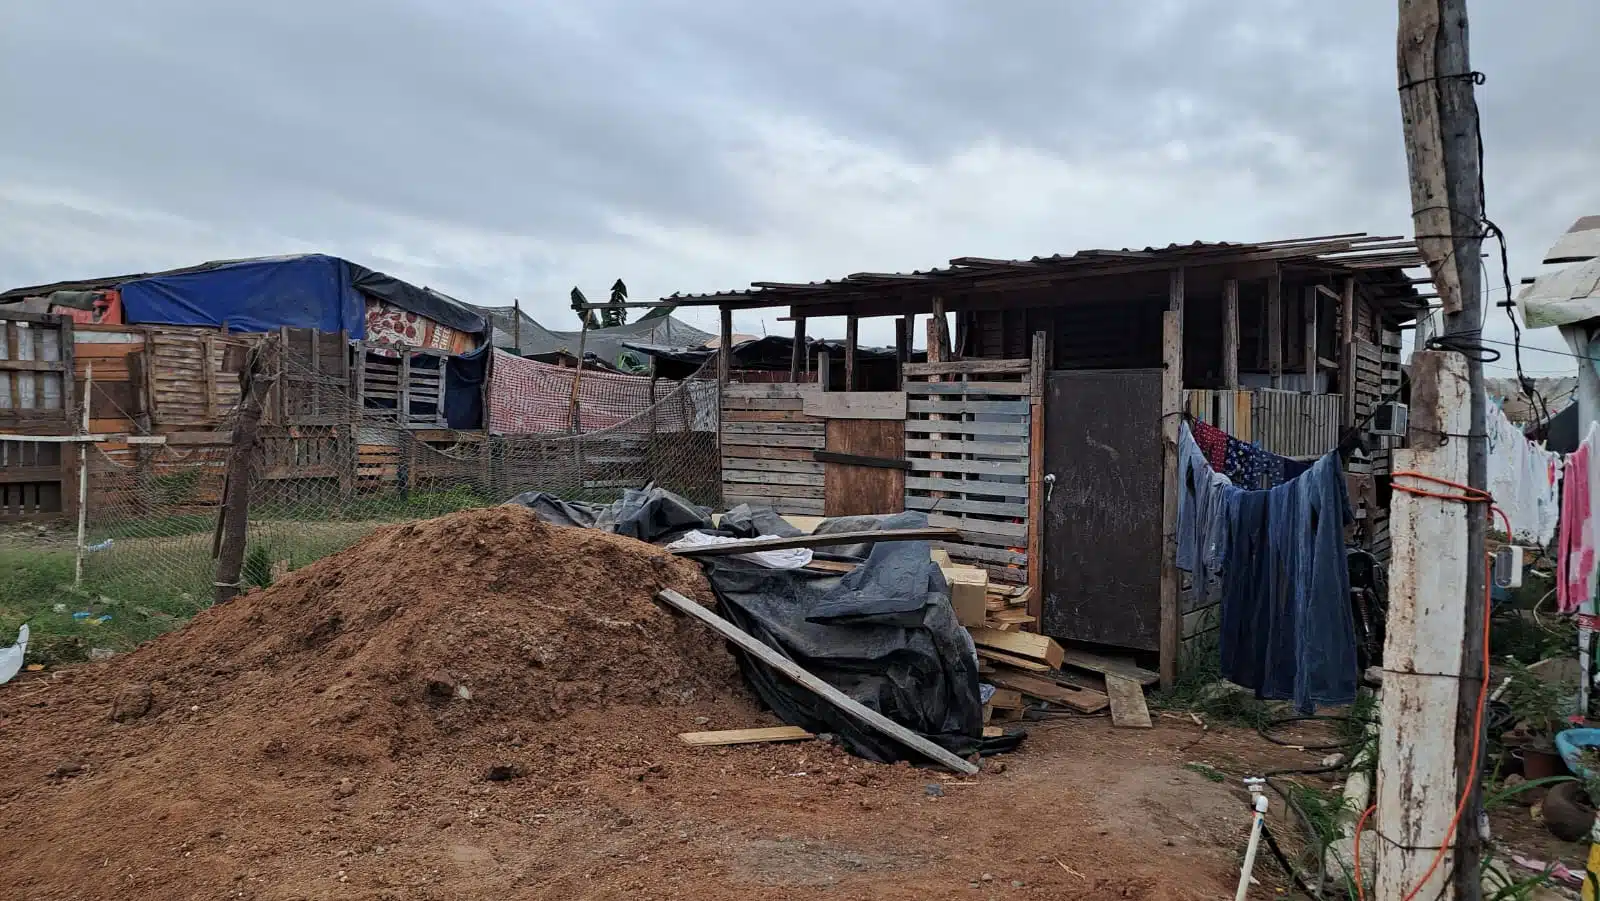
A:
0 506 1237 901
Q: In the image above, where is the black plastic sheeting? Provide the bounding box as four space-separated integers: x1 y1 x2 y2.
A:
508 491 984 764
443 342 490 430
348 262 487 337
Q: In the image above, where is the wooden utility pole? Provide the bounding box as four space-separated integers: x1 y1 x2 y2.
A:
1377 2 1487 899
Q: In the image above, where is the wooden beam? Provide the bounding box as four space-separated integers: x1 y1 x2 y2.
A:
791 316 806 383
679 726 814 746
718 307 732 387
894 315 909 389
1304 286 1318 386
984 671 1108 713
1059 648 1161 686
654 589 979 774
812 450 910 470
1158 268 1184 689
1267 267 1283 388
844 314 859 391
669 527 958 557
1222 278 1240 389
1027 330 1046 624
1341 277 1357 427
816 348 831 391
969 627 1064 668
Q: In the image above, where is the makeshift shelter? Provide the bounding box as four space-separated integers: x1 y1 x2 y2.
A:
475 304 713 372
656 233 1427 683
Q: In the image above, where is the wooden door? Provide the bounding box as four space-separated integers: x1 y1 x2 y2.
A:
1042 369 1163 650
821 419 905 516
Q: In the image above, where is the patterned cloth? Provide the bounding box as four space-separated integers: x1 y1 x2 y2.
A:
487 349 714 435
1190 419 1229 471
1225 436 1276 489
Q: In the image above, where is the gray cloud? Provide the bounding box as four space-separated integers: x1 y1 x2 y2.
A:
0 0 1595 372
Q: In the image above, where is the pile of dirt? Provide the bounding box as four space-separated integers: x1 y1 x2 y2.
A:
0 506 1233 900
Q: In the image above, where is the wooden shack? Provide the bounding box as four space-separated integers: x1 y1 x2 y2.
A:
666 233 1427 684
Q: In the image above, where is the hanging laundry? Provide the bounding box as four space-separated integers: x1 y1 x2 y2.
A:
1218 452 1357 713
1190 419 1229 472
1558 423 1598 613
1486 393 1563 546
1176 422 1233 590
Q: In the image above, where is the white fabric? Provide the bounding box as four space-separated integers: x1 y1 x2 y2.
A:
1486 394 1563 546
665 531 814 569
0 624 29 685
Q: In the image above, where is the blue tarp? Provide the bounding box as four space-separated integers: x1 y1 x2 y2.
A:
120 255 366 337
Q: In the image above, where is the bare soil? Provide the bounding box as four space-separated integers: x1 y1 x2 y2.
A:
0 506 1306 900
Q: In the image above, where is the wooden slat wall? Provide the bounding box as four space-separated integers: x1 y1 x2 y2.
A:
822 418 905 516
0 315 74 519
1184 389 1343 459
721 382 826 515
903 359 1032 584
147 327 251 428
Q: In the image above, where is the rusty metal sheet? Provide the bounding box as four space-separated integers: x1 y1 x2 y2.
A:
1042 369 1163 651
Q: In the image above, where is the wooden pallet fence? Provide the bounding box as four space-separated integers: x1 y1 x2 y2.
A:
720 382 826 516
903 359 1032 584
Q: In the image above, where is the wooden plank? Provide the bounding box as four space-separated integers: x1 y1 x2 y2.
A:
724 410 815 422
843 314 858 391
723 422 827 436
905 437 1028 457
905 495 1028 518
907 476 1030 497
1060 649 1160 686
1105 675 1152 728
719 444 818 462
720 458 824 475
969 627 1064 668
678 726 814 746
724 496 827 515
932 541 1027 567
907 399 1029 416
904 359 1031 376
904 419 1028 438
672 527 956 556
813 449 909 471
1304 286 1318 384
975 647 1052 672
1267 266 1283 386
987 688 1024 710
925 513 1027 540
721 397 806 412
723 470 825 486
984 671 1108 713
905 381 1030 396
1026 330 1045 618
907 457 1027 476
722 433 826 450
790 316 806 382
802 391 906 420
654 589 978 774
720 482 825 499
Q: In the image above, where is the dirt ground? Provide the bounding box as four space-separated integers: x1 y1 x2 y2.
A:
0 507 1338 900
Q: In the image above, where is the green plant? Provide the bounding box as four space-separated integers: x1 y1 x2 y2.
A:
1182 762 1225 783
242 544 274 589
1500 660 1570 750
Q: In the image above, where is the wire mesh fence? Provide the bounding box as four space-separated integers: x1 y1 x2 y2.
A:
78 343 720 609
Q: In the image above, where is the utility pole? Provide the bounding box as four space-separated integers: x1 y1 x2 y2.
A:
1376 2 1487 900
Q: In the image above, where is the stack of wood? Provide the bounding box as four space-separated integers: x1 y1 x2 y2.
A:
932 551 1157 729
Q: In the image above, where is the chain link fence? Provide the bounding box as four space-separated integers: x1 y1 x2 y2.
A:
79 346 720 610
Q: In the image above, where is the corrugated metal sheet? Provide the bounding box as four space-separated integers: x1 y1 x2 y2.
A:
1185 389 1342 459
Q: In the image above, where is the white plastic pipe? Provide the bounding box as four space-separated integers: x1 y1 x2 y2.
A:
1236 780 1269 901
74 362 92 587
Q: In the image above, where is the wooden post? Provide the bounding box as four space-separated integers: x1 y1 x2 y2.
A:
817 349 831 392
1267 268 1283 388
1026 331 1046 625
214 343 268 604
718 306 732 387
928 298 949 363
894 316 909 390
844 314 859 391
1222 278 1240 390
1374 353 1471 901
512 298 522 352
1158 268 1184 688
1381 2 1490 898
1304 286 1318 389
1341 278 1357 427
73 362 92 587
790 316 806 383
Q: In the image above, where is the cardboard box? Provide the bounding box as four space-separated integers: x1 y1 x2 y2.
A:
942 565 989 627
930 548 952 567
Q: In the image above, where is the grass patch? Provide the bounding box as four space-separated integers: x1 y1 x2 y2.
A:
1153 650 1282 730
1183 762 1226 783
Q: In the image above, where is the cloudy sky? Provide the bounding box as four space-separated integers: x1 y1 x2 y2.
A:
2 1 1596 377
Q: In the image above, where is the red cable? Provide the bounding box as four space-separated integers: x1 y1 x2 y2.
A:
1351 471 1495 901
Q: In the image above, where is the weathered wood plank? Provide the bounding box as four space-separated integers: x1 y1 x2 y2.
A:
926 513 1028 540
723 422 827 436
724 410 816 423
720 458 825 475
970 627 1064 668
671 527 957 556
904 418 1028 438
905 438 1028 457
908 399 1029 416
720 444 819 462
654 588 979 775
802 391 906 420
1060 649 1160 686
679 726 814 746
722 469 826 487
985 671 1108 713
905 381 1030 396
1105 675 1152 728
904 359 1031 376
722 382 815 399
932 541 1027 566
904 495 1028 518
906 476 1030 497
907 458 1028 477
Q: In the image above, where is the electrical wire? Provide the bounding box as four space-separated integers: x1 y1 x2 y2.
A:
1353 474 1501 901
